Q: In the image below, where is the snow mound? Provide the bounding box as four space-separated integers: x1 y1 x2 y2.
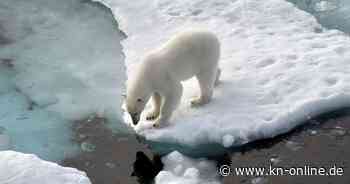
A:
101 0 350 147
0 151 91 184
155 151 220 184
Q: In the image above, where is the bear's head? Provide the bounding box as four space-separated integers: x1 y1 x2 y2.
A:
125 69 152 125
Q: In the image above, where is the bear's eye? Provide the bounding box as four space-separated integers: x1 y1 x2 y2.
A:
137 98 143 102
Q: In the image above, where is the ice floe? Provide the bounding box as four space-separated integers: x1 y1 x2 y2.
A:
0 0 126 160
155 151 220 184
0 151 91 184
99 0 350 148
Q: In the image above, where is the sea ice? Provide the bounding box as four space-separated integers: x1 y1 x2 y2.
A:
0 0 126 121
288 0 350 33
0 151 91 184
99 0 350 149
0 0 126 160
155 151 220 184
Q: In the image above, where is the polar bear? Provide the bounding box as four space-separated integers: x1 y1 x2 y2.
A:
126 30 220 127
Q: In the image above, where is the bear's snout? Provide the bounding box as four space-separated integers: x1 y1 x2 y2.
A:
131 112 140 125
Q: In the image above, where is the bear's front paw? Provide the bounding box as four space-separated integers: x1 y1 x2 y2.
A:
152 118 169 128
146 111 160 121
190 96 210 107
153 119 161 128
153 123 160 128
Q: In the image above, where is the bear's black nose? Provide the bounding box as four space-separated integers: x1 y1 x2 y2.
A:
131 113 140 125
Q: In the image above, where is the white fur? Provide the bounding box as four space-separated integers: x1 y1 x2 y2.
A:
126 30 220 127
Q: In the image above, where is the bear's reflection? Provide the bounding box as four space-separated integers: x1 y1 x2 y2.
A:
131 151 163 184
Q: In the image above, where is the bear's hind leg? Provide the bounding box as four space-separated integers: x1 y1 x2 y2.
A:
146 92 161 120
191 68 217 107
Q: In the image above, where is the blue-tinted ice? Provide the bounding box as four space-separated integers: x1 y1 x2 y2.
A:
288 0 350 33
0 0 126 161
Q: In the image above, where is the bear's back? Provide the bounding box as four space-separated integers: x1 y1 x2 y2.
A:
160 30 220 81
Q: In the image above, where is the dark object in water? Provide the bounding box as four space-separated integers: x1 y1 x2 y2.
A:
131 151 164 184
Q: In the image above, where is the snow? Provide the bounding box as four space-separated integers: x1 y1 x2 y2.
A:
2 0 349 183
222 134 235 148
0 0 125 121
0 151 91 184
0 0 126 161
99 0 350 148
155 151 220 184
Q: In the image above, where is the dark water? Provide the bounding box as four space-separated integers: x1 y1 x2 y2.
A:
61 109 350 184
62 116 162 184
222 108 350 184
